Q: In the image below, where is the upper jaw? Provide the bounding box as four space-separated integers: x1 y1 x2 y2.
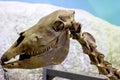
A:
1 51 20 65
0 22 80 67
1 37 58 66
1 30 70 69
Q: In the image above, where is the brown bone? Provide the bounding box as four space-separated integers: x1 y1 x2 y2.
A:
1 10 74 68
70 22 120 80
2 30 70 69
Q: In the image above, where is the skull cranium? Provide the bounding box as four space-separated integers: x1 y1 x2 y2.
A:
1 10 75 69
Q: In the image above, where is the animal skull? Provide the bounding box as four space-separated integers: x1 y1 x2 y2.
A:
1 10 77 69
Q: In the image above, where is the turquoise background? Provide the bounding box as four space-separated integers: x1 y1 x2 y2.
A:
1 0 120 26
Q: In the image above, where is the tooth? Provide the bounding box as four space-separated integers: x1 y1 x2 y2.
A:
32 51 34 55
28 52 31 55
4 55 19 64
32 51 34 56
31 52 33 55
15 55 19 60
37 51 39 54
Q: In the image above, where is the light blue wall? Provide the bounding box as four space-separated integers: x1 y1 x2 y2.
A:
1 0 120 26
87 0 120 26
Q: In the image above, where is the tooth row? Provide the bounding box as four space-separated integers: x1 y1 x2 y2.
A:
27 39 57 56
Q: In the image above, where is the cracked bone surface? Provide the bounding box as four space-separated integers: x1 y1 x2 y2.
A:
1 9 75 68
0 1 120 80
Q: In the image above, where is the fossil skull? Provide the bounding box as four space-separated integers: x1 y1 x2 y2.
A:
1 10 75 69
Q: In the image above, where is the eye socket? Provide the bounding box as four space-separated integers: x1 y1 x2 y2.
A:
52 21 64 32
